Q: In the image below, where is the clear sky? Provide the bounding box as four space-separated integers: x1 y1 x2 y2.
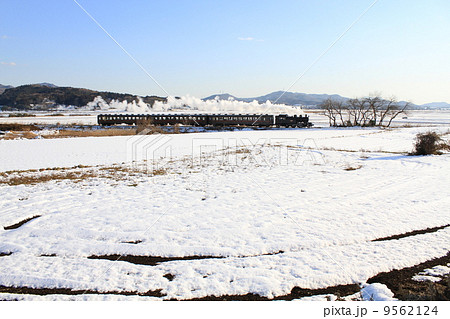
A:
1 0 449 104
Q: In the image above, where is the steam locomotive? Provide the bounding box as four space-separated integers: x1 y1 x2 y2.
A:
97 113 312 128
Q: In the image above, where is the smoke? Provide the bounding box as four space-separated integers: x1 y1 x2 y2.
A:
153 95 303 115
82 95 303 115
85 96 151 112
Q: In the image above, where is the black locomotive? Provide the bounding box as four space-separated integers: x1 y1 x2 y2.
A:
97 113 312 128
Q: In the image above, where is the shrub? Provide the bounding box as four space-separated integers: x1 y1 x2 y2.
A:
8 113 36 117
411 131 449 155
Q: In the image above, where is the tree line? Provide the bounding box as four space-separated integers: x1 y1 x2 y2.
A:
0 84 166 110
320 94 409 127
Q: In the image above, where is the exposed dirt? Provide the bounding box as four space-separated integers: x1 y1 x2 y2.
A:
0 252 12 257
0 123 40 131
367 252 450 300
121 240 143 244
3 252 449 300
372 224 450 242
179 284 361 301
88 254 225 266
3 215 41 230
88 250 285 266
344 164 363 171
163 274 175 282
0 285 165 297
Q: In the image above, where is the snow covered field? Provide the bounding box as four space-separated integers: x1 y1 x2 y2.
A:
0 116 449 300
1 109 450 128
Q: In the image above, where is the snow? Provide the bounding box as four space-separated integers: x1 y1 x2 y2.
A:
2 108 450 128
1 125 448 172
298 294 337 301
0 293 160 301
360 283 397 301
412 275 442 283
412 264 450 282
0 114 449 300
422 265 450 277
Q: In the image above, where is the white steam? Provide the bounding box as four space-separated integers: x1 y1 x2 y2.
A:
68 95 303 115
152 95 303 115
85 96 151 112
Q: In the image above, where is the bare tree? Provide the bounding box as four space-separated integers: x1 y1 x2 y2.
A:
383 100 409 127
320 98 338 126
320 94 409 127
348 98 372 126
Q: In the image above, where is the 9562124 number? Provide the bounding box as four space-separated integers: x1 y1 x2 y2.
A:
383 305 438 316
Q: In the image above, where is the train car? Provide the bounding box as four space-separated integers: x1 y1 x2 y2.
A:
208 114 273 127
97 113 312 128
149 114 208 126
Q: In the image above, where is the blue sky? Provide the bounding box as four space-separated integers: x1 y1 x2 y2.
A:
1 0 449 104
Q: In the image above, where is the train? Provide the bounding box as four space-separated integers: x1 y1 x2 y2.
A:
97 113 312 128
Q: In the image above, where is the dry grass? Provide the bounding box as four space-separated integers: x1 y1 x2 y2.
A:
0 124 137 140
344 164 363 171
42 129 136 138
2 131 38 140
410 131 450 155
223 147 252 156
234 148 251 154
0 123 40 131
151 168 167 176
0 170 99 186
136 124 184 135
8 113 36 118
136 125 166 135
0 163 172 186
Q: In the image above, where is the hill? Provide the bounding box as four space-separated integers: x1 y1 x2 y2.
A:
420 102 450 109
202 93 238 101
0 84 14 95
0 84 166 110
204 91 450 109
204 91 348 107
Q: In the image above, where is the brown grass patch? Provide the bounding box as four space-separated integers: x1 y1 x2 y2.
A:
1 125 136 140
0 164 168 186
42 128 136 138
2 131 38 140
0 123 40 131
0 170 99 186
151 168 167 176
234 148 251 154
8 113 36 118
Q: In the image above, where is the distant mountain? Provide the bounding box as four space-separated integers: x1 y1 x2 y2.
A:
420 102 450 109
37 82 58 88
0 83 56 95
204 91 348 107
0 84 14 94
0 84 166 110
204 91 450 109
203 93 238 101
247 91 348 106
